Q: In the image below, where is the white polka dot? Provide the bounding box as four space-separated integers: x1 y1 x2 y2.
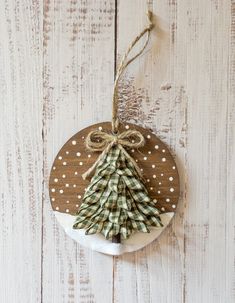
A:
78 195 81 199
147 179 150 182
162 149 165 153
132 140 135 143
150 187 153 191
161 207 165 211
140 168 143 172
55 206 59 210
88 154 91 158
74 172 78 175
135 159 138 162
58 156 62 160
66 200 69 204
161 173 164 176
66 209 69 213
153 175 156 179
169 177 173 181
152 164 155 168
63 161 67 165
162 158 166 162
157 190 161 194
79 161 83 165
76 204 79 207
159 182 162 185
54 178 58 182
172 166 176 170
72 140 76 145
73 184 77 188
153 199 157 203
59 189 63 194
143 157 147 160
65 184 69 187
172 204 176 209
148 151 152 154
82 136 85 139
147 135 151 139
53 166 56 170
51 188 55 192
131 149 135 153
98 126 103 131
166 198 170 202
76 152 81 157
51 198 55 201
125 125 129 129
66 151 69 154
155 145 159 149
62 174 66 178
170 187 174 192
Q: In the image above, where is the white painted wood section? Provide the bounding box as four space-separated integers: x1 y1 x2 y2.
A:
114 1 186 302
43 1 114 302
0 1 43 302
0 0 234 302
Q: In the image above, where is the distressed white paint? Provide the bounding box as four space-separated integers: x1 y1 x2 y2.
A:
0 0 234 302
0 1 42 302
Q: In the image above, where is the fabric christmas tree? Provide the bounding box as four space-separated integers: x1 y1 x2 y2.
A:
73 145 163 240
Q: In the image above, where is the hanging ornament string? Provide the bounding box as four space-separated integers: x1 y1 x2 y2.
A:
112 10 154 133
82 11 154 181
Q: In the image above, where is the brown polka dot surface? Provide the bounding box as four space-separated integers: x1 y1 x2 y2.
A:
49 122 180 215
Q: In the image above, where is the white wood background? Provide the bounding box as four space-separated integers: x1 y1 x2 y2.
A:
0 0 234 302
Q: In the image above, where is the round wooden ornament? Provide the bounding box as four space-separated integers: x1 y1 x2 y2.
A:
49 122 180 255
49 11 180 255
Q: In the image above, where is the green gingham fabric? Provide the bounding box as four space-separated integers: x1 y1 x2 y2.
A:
73 146 163 240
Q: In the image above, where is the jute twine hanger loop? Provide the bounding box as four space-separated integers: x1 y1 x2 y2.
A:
82 11 154 181
112 10 154 133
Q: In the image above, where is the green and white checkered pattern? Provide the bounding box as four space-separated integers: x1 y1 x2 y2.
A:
73 146 163 240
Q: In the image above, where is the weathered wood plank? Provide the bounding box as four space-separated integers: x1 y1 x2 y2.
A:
114 1 186 302
181 1 233 302
0 1 42 302
43 1 115 302
226 3 235 301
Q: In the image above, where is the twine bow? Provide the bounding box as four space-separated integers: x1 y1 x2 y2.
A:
82 11 155 181
82 129 145 180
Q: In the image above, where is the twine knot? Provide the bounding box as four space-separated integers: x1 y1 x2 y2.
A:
113 135 118 144
82 128 146 180
146 10 154 30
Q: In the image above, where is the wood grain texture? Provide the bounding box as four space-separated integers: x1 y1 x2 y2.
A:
43 1 114 302
0 0 234 302
0 1 42 302
49 122 180 214
180 1 233 302
114 1 186 302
